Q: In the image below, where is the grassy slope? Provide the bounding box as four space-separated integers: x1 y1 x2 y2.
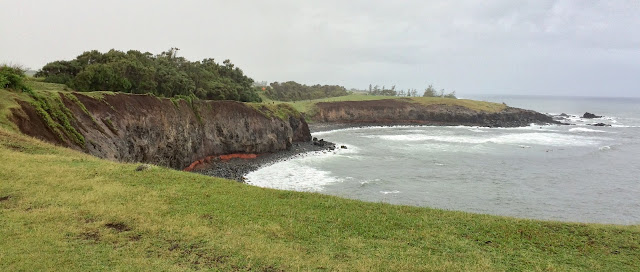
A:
1 86 639 271
259 94 508 121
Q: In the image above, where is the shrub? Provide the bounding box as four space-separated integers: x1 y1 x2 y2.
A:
0 64 31 91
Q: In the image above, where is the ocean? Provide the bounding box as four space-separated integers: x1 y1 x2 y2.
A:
246 95 640 225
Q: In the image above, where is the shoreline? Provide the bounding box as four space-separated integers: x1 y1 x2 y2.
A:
193 140 337 182
194 121 555 182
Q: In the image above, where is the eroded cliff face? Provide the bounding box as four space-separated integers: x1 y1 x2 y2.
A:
10 93 311 169
311 99 556 127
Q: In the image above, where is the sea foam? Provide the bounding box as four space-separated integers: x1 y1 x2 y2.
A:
371 132 606 147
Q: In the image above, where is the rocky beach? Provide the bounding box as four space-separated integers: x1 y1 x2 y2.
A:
193 136 338 181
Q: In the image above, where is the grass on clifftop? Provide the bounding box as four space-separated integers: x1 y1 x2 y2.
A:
260 94 508 119
1 126 639 271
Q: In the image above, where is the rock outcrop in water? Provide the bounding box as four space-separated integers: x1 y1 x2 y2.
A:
10 92 311 169
582 112 602 119
311 99 556 127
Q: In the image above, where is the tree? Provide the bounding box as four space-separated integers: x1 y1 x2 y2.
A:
35 49 262 102
444 91 457 99
423 85 437 97
266 81 348 101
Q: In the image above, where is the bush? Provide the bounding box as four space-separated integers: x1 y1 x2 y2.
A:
0 64 31 91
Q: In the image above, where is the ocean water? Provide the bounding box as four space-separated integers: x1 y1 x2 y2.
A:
246 95 640 225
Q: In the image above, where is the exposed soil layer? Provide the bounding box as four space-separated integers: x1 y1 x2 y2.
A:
311 99 557 127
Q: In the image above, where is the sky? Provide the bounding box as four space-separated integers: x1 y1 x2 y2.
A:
1 0 639 97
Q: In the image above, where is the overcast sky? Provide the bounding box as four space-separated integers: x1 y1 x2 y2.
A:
1 0 639 97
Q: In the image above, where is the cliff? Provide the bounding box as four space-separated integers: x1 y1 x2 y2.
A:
10 92 311 169
310 99 556 127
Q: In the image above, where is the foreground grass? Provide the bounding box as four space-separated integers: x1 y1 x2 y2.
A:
1 128 639 271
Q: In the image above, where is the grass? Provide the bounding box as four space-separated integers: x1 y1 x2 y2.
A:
260 94 508 121
23 77 69 92
0 88 27 131
1 126 639 271
247 103 303 121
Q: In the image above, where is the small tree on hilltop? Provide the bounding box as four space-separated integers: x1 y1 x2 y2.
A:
423 84 437 97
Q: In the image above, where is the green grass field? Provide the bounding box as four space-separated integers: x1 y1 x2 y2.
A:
1 85 639 271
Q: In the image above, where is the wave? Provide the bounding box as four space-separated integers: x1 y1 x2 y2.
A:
611 124 640 128
569 128 607 133
371 132 606 147
246 162 341 192
245 143 359 191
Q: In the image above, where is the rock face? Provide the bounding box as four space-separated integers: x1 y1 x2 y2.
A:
311 99 556 127
582 112 602 119
11 93 311 169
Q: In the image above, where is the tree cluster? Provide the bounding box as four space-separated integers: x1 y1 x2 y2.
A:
365 84 456 98
35 48 261 102
422 84 456 98
367 84 405 96
0 64 30 91
266 81 349 101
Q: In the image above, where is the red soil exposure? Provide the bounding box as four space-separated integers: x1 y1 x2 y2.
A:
183 153 259 172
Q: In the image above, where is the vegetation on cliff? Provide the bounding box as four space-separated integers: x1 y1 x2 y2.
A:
35 48 262 102
263 94 508 122
0 64 31 92
264 81 349 101
1 127 639 271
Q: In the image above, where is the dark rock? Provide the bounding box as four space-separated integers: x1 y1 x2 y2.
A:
582 112 602 119
559 113 569 117
340 145 347 149
11 93 312 170
591 123 610 127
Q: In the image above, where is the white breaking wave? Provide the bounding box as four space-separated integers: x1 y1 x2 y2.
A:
467 128 487 133
611 124 640 128
246 144 357 192
246 163 340 192
569 127 607 133
380 190 401 195
371 132 606 147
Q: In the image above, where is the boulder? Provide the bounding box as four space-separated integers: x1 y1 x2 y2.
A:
582 112 602 119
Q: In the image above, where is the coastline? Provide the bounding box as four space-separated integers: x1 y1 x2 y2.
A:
194 120 556 182
194 123 433 181
193 140 336 182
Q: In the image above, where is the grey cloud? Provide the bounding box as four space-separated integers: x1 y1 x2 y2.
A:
1 0 638 96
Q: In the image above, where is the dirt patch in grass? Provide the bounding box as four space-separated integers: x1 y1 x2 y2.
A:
104 222 131 232
0 195 10 202
80 230 101 242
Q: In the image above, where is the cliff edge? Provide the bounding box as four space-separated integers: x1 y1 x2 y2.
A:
310 98 555 127
10 92 311 169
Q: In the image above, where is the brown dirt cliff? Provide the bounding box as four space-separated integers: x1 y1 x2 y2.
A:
311 99 555 127
10 93 311 169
